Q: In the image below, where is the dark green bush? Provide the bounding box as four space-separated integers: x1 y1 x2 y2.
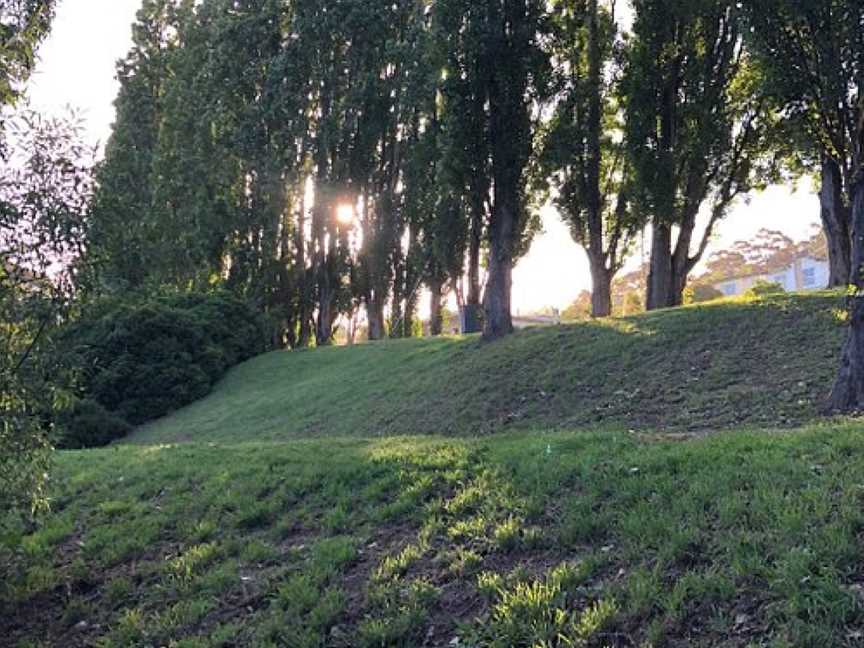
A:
744 280 786 299
683 283 725 305
56 399 133 449
57 291 270 445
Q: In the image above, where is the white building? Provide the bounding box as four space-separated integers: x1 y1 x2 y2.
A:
713 256 830 297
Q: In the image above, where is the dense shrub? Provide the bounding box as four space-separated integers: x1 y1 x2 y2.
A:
56 399 133 449
683 283 724 304
744 280 785 299
57 291 270 444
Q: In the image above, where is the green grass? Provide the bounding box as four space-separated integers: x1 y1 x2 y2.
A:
134 291 846 444
3 292 863 647
4 428 864 646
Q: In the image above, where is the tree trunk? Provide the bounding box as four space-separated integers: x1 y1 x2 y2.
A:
295 181 312 348
829 165 864 411
314 202 336 347
467 199 483 306
367 296 386 341
483 201 514 341
483 251 512 340
403 293 417 338
315 282 335 346
590 265 612 318
646 221 674 310
429 278 443 336
820 157 852 287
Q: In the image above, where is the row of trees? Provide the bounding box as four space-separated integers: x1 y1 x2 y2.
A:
83 0 864 406
4 0 863 410
77 0 775 343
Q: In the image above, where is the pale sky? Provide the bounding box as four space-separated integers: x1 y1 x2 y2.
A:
27 0 821 315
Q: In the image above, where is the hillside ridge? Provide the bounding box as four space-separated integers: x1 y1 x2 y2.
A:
133 292 846 444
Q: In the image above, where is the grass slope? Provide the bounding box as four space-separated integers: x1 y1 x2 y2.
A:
5 428 864 646
4 292 864 648
135 292 846 445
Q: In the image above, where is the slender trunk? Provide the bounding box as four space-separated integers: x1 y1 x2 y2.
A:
315 249 336 346
483 251 512 339
468 196 483 306
313 198 336 347
646 221 674 310
483 200 514 340
820 157 852 287
403 293 417 338
585 0 608 320
296 188 312 347
429 278 443 336
829 147 864 411
590 265 612 318
367 296 386 341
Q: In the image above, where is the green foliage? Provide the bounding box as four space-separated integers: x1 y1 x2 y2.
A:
1 106 93 532
537 0 637 316
625 0 784 307
683 283 724 305
57 291 270 434
0 0 56 108
55 400 133 450
464 563 615 647
744 280 785 299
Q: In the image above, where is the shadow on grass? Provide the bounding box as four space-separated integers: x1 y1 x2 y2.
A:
5 424 864 646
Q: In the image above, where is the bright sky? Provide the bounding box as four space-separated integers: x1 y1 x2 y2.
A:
27 0 821 315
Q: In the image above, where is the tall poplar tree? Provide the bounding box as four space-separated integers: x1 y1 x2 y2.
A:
744 1 864 410
744 1 863 289
436 0 548 340
626 0 781 311
539 0 636 318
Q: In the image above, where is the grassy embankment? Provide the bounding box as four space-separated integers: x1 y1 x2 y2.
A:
5 291 864 647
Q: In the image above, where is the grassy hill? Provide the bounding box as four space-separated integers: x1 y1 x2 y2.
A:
4 292 864 648
135 291 846 444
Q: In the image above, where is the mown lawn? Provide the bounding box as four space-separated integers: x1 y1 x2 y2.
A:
5 424 864 647
133 292 847 445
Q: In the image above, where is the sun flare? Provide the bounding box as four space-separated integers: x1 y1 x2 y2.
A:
336 204 355 225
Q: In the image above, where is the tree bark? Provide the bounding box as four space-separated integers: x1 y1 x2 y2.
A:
367 296 386 341
829 148 864 411
467 196 483 306
646 221 675 310
429 278 444 336
591 265 612 318
483 199 514 340
820 157 852 287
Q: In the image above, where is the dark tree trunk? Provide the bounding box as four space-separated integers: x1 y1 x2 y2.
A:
483 251 513 339
468 198 483 306
315 282 335 346
483 200 514 340
646 221 675 310
829 159 864 411
591 265 612 318
403 292 418 338
313 200 337 347
295 181 312 348
429 278 444 336
367 296 386 341
820 157 852 287
830 295 864 412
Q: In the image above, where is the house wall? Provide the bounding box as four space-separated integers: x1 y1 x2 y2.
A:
712 257 829 297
